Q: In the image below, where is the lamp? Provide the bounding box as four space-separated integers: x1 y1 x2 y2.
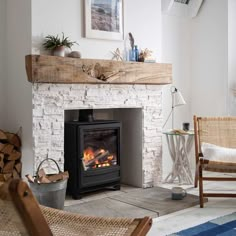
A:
163 86 186 130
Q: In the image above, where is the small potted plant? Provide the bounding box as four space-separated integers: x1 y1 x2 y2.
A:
43 33 78 57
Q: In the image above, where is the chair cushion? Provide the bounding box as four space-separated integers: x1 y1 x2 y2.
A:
201 142 236 163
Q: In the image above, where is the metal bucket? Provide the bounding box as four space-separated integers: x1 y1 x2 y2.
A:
29 158 67 210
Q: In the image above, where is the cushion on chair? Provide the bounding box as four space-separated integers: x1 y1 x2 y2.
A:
201 142 236 163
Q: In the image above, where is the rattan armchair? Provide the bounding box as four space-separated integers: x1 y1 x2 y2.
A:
0 179 152 236
194 116 236 208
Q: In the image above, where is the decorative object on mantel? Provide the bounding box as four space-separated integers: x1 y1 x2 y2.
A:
68 51 81 58
126 33 154 62
111 48 123 61
0 129 21 182
85 0 124 41
25 54 172 85
139 48 155 63
42 33 78 57
128 32 137 62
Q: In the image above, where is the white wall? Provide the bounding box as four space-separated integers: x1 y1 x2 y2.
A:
161 0 229 177
161 14 192 176
228 0 236 115
31 0 162 61
5 0 33 176
0 0 6 128
191 0 228 117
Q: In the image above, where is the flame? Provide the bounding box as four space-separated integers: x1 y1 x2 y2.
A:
83 147 116 169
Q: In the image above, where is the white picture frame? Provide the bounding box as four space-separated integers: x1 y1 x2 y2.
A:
85 0 123 41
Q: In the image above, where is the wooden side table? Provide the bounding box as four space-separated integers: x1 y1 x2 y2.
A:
163 131 194 184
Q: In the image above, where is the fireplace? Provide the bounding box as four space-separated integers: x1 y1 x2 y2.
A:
31 84 163 189
65 120 121 199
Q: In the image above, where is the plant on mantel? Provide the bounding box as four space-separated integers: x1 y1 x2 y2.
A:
43 32 78 57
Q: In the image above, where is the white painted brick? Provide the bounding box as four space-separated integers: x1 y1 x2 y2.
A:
86 88 109 97
33 108 43 117
133 85 147 90
71 84 88 90
36 84 50 91
44 106 63 115
63 101 84 108
38 121 51 130
146 85 163 90
52 122 62 130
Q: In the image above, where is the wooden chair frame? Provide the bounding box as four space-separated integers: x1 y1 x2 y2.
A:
0 179 152 236
194 116 236 208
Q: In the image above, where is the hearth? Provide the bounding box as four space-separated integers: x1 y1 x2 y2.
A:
64 120 121 199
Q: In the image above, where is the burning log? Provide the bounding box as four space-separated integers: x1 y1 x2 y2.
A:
84 150 110 168
0 129 22 182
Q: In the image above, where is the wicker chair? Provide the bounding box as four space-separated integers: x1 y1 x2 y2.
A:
0 179 152 236
194 116 236 208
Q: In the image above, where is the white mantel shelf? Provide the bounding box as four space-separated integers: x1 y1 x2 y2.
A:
25 54 172 85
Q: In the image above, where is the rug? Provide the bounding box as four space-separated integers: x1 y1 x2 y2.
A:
65 187 205 219
169 212 236 236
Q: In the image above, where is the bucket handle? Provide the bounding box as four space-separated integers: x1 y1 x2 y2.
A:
36 158 61 178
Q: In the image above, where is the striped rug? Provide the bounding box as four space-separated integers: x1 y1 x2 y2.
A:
169 212 236 236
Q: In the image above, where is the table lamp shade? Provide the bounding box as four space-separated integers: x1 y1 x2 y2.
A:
172 89 186 107
163 86 186 130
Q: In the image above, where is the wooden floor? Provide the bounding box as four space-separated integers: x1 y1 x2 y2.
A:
64 185 201 218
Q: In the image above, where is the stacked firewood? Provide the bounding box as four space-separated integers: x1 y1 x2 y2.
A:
0 129 21 182
26 169 69 184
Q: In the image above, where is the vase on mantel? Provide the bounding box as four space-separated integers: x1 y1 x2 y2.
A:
53 46 65 57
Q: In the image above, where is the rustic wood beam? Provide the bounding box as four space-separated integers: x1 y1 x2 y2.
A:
25 55 172 85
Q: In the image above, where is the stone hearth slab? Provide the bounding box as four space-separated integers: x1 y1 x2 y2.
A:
64 187 204 218
65 197 157 218
110 187 204 216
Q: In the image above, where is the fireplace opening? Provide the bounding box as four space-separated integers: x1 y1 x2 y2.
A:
64 108 143 199
64 119 121 199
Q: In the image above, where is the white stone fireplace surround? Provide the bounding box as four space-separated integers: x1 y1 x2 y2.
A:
32 83 163 188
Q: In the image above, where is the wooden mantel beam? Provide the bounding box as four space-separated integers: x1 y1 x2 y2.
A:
25 55 172 85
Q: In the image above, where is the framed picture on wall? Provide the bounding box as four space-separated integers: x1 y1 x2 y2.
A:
85 0 123 41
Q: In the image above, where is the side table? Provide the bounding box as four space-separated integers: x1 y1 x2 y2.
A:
163 130 194 184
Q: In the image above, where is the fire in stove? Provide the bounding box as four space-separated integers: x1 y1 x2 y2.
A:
83 147 117 170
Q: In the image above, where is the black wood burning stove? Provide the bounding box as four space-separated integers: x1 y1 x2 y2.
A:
64 120 121 199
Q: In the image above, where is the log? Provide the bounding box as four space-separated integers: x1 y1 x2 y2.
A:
85 150 109 167
38 176 51 183
0 173 12 181
37 168 46 178
0 130 7 140
13 169 20 179
0 153 4 169
25 174 34 183
15 162 22 174
7 150 21 161
5 132 21 148
46 171 69 182
0 129 21 181
1 144 14 155
0 143 6 152
2 161 15 174
0 174 4 182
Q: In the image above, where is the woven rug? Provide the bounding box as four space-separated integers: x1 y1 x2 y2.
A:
169 212 236 236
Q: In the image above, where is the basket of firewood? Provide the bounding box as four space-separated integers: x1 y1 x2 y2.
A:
26 158 69 210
